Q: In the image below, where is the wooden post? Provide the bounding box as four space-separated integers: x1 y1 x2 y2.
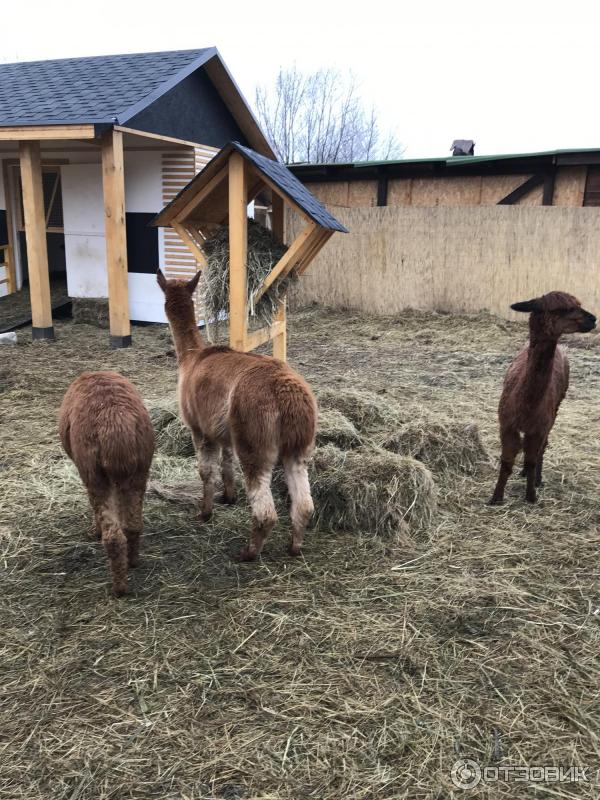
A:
271 193 287 360
228 153 247 351
101 129 131 348
19 141 54 340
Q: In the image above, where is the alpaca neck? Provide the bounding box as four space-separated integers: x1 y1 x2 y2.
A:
524 333 558 403
167 300 204 362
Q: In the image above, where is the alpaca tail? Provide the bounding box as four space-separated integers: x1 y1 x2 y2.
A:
277 377 318 460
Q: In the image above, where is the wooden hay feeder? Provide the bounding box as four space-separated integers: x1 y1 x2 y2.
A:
152 141 347 360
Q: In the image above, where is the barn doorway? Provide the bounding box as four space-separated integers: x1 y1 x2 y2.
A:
10 163 66 289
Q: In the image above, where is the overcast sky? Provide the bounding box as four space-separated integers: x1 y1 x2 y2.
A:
2 0 599 159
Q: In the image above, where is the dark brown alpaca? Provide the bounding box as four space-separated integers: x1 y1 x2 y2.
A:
157 270 317 560
58 372 155 595
490 291 596 505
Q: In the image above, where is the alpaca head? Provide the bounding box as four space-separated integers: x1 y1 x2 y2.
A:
156 270 201 318
511 291 596 338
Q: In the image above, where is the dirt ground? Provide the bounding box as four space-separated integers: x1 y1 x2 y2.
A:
1 305 599 799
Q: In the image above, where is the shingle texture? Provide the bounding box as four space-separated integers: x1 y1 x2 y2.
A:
0 49 213 126
232 143 348 232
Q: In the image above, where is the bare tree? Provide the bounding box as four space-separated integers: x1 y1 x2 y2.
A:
255 66 403 164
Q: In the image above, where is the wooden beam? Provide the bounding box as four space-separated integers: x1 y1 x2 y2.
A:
245 319 285 351
228 152 248 351
377 174 389 207
101 129 131 348
175 165 229 223
542 171 556 206
19 141 54 340
2 160 17 291
497 174 545 205
272 300 286 361
0 124 96 140
296 230 333 275
271 194 284 243
172 222 207 267
253 222 318 303
114 126 208 150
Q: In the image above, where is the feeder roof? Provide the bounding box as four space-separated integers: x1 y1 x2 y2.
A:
152 141 348 233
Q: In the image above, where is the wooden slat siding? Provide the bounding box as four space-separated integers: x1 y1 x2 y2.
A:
583 167 600 206
161 145 218 320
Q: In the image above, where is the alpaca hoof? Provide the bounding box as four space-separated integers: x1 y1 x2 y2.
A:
234 547 257 562
200 509 213 522
525 494 537 504
488 496 504 506
289 543 303 557
112 584 128 597
128 557 139 569
218 492 237 506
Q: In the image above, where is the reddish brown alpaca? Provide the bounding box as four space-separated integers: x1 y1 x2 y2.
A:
157 270 317 560
490 291 596 505
58 372 155 595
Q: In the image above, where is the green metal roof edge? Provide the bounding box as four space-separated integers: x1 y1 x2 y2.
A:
291 147 600 170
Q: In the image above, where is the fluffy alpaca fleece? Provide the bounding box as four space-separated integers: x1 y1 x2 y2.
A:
157 269 317 560
490 291 596 504
59 371 155 594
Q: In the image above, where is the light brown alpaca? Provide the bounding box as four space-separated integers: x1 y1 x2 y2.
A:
490 291 596 505
157 270 317 560
58 372 155 595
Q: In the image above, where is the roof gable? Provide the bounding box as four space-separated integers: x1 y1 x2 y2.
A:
0 48 214 127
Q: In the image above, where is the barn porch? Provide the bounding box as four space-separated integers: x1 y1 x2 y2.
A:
0 125 201 347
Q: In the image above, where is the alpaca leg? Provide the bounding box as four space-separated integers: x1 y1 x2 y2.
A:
523 434 545 503
283 457 314 556
102 523 129 596
490 428 521 504
193 434 220 522
121 486 145 568
220 445 237 505
536 438 548 488
236 458 277 562
87 486 106 540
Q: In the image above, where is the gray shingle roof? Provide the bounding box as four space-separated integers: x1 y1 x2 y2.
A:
232 143 348 232
0 48 215 127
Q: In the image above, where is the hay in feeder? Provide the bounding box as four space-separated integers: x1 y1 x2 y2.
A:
307 444 437 538
203 219 294 339
381 419 490 474
316 409 361 449
71 298 110 329
317 387 405 433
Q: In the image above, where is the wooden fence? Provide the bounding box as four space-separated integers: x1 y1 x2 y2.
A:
289 206 600 319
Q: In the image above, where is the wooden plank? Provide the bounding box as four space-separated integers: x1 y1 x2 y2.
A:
246 320 285 351
114 126 199 149
253 222 318 303
377 174 389 207
101 129 131 346
2 160 17 292
271 194 284 243
296 230 333 275
172 222 207 266
497 174 544 205
272 299 286 361
542 171 556 206
19 141 54 338
0 124 95 140
174 165 229 223
228 152 248 351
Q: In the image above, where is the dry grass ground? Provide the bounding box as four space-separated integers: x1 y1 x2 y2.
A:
1 306 599 799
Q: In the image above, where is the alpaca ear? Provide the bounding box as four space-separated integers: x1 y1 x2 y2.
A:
511 298 542 313
187 271 202 294
156 269 167 293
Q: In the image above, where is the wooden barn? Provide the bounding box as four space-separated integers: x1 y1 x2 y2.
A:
289 148 600 209
0 48 273 346
287 149 600 319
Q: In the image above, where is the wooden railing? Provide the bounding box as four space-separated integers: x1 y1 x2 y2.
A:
0 244 15 295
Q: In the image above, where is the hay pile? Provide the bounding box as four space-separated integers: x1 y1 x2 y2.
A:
71 297 110 328
381 419 490 473
203 219 294 338
308 444 436 538
316 409 361 449
317 387 405 430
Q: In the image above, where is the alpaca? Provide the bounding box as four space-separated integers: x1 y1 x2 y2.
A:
490 291 595 505
58 371 155 595
156 269 317 560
